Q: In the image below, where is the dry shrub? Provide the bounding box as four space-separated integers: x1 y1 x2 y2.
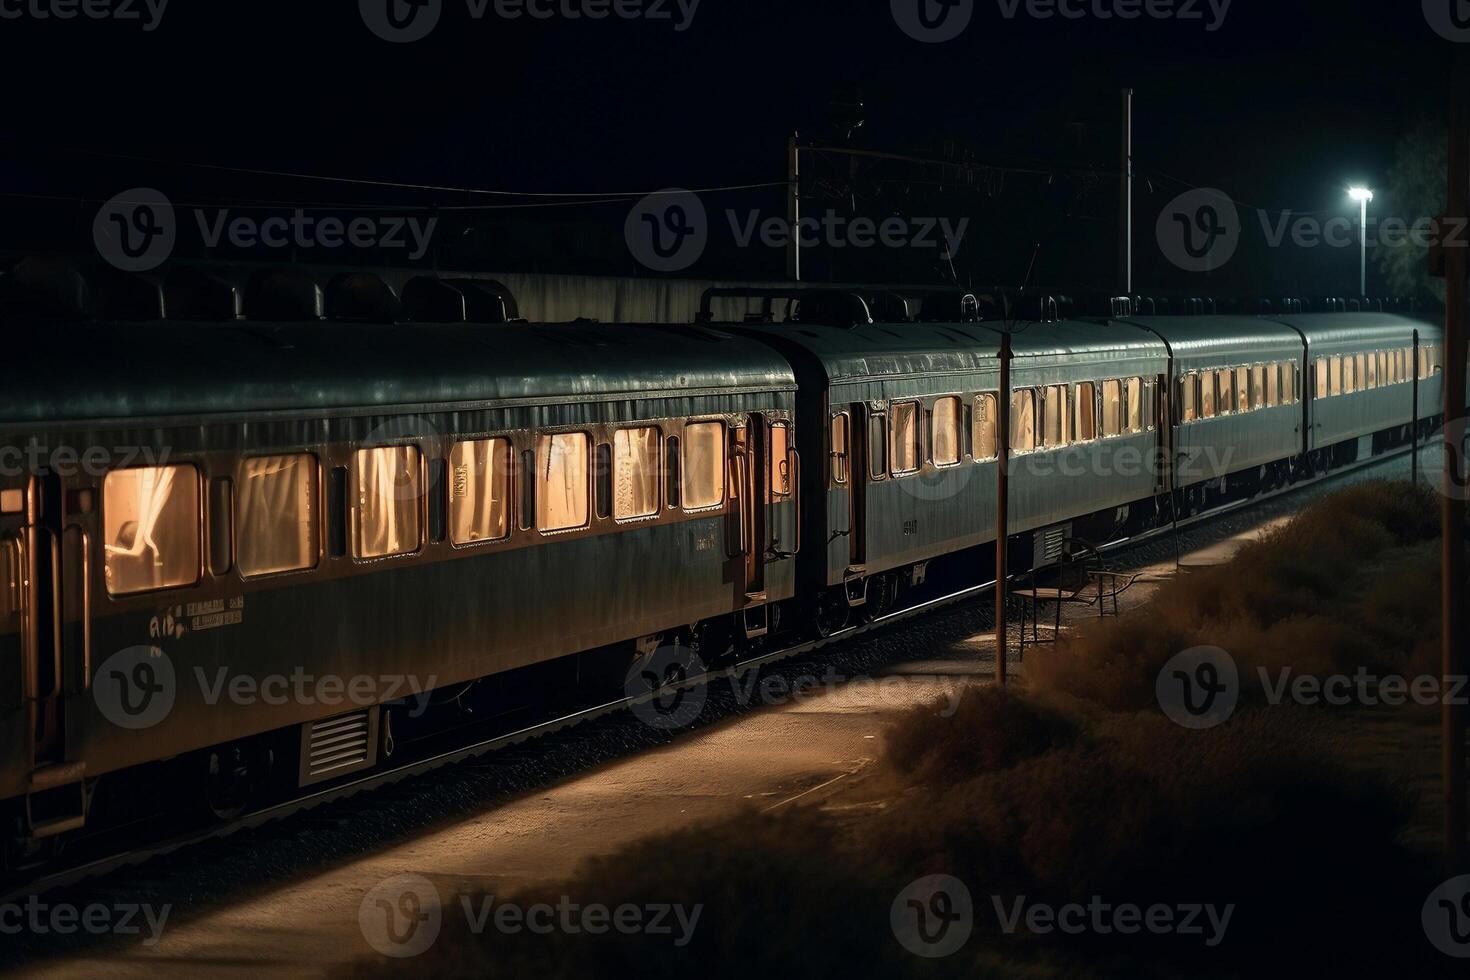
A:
883 685 1082 784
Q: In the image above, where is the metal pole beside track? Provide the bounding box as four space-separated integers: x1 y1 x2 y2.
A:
1120 88 1133 296
996 329 1012 686
1442 49 1468 874
787 133 801 283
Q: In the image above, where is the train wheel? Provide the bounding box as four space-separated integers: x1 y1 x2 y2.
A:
867 573 899 620
203 741 275 822
814 588 850 638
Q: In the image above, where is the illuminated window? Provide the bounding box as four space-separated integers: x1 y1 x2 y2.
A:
536 433 590 532
1329 356 1343 396
683 422 725 508
1250 365 1266 408
1343 355 1356 393
1200 371 1216 419
1315 357 1329 398
769 422 793 498
1011 390 1038 451
1263 366 1279 407
1179 374 1197 423
1283 363 1296 403
1101 380 1123 437
103 465 200 595
1074 382 1097 441
932 397 961 465
351 447 422 559
1042 384 1070 447
237 454 318 576
614 427 660 519
1235 366 1251 410
830 414 850 486
974 393 998 460
1127 378 1145 432
1365 352 1378 389
448 439 512 545
890 402 920 475
1379 351 1390 385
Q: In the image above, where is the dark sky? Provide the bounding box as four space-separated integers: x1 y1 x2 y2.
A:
0 0 1456 295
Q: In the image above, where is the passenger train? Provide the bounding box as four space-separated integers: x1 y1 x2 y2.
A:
0 260 1448 867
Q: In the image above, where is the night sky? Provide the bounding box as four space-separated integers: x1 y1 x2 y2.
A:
0 0 1456 297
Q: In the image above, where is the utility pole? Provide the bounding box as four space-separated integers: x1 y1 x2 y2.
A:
787 133 801 283
1442 48 1468 874
995 329 1012 687
1120 88 1133 297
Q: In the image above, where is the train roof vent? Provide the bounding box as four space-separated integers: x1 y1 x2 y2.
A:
325 272 402 322
916 291 980 323
92 269 166 321
1133 295 1157 316
401 276 465 322
441 278 521 323
0 256 91 320
163 267 242 320
244 269 324 321
788 292 874 327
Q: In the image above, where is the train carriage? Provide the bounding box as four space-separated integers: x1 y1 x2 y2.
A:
1 318 798 839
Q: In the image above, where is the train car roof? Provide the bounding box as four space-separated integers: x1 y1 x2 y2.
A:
1118 316 1305 362
2 320 797 426
1271 312 1440 349
985 320 1169 359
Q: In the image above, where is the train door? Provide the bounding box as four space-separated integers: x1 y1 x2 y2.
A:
847 404 869 574
729 420 769 635
18 473 90 837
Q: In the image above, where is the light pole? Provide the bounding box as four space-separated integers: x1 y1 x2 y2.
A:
1349 186 1373 298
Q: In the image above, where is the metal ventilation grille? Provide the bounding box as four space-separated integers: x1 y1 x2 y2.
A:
299 708 379 787
1040 524 1071 564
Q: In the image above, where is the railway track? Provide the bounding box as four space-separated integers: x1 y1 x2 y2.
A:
0 446 1423 906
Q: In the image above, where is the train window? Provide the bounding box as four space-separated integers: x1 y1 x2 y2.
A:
1402 347 1413 381
866 413 887 480
932 397 961 466
1011 390 1038 451
351 447 422 559
237 454 319 577
1250 365 1266 408
1212 369 1232 414
1284 363 1297 403
974 394 998 460
1178 375 1197 423
209 477 233 576
666 437 682 508
1127 378 1145 432
1101 380 1123 437
537 433 591 532
1314 358 1327 398
683 422 726 508
1379 351 1391 385
769 422 793 498
103 465 201 596
890 402 921 475
1042 385 1070 447
830 414 850 486
614 427 661 519
1074 383 1097 441
1354 354 1367 390
449 438 512 545
1263 366 1279 407
1365 352 1378 389
1329 356 1343 396
1199 372 1216 419
1234 367 1251 411
1343 355 1356 393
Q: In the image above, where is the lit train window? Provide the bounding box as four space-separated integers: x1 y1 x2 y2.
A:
614 427 661 519
103 465 200 596
1365 353 1378 389
974 394 998 460
890 402 920 475
1126 378 1145 432
1378 351 1390 384
1215 369 1234 414
1355 354 1368 390
683 422 726 509
1178 375 1196 423
1402 347 1412 381
769 422 792 498
1250 366 1266 408
351 447 422 559
1235 367 1251 410
449 438 512 545
1282 364 1296 403
932 397 961 466
536 433 590 532
1315 358 1328 398
1101 380 1122 437
1343 355 1356 393
1329 356 1343 396
1073 383 1097 441
1264 366 1279 407
1042 385 1069 447
1199 372 1216 419
237 454 319 577
1011 390 1037 451
830 414 850 486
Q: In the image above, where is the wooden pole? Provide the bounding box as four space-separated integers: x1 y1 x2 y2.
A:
1443 48 1468 874
995 330 1012 686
